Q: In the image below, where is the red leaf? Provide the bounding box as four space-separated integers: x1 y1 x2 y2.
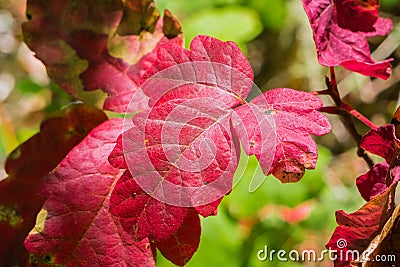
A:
301 0 392 79
326 182 396 266
360 124 400 163
328 111 400 266
155 209 201 266
114 97 239 216
23 0 183 112
109 170 188 241
356 203 400 266
356 162 389 201
108 135 128 170
335 0 381 33
0 104 106 267
141 35 253 108
24 119 156 266
110 35 247 217
233 88 331 183
326 159 400 266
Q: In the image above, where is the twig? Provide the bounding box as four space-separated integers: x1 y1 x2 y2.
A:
322 67 375 168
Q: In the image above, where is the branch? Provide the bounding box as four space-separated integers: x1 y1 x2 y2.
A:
324 67 375 168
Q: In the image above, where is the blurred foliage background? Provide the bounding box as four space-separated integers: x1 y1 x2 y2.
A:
1 0 400 266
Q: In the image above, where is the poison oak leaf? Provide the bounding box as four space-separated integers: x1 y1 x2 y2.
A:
0 104 106 267
232 88 331 183
360 124 399 163
108 135 128 170
110 170 201 265
301 0 393 79
106 33 331 262
327 119 400 266
335 0 384 33
109 170 188 241
155 209 201 266
141 35 253 108
356 167 400 266
113 97 239 217
356 123 400 200
24 119 157 267
23 0 182 112
356 162 389 201
358 208 400 266
326 181 397 267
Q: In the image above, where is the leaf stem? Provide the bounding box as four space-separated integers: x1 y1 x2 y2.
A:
325 67 374 168
340 103 378 130
311 89 330 95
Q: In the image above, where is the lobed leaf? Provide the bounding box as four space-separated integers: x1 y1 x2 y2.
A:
326 181 397 266
24 119 157 266
327 112 400 266
109 35 251 224
356 167 400 266
110 160 201 265
233 88 331 183
112 98 239 217
301 0 392 79
23 0 183 113
0 104 106 267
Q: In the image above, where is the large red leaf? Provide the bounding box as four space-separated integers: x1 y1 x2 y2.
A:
23 0 182 113
0 104 106 267
112 97 239 217
109 35 249 219
233 88 331 183
301 0 392 79
24 119 156 266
